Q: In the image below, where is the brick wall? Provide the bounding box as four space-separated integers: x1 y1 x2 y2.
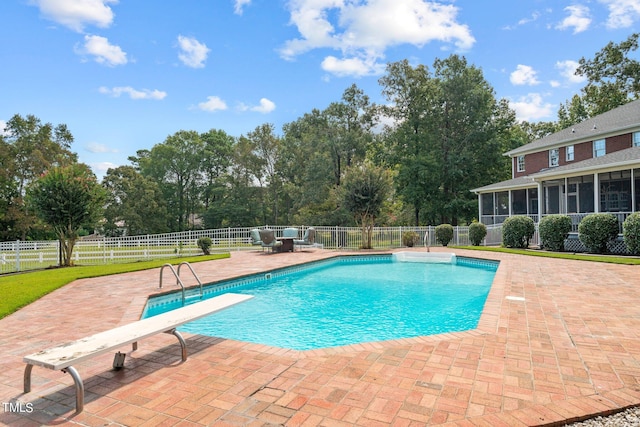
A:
511 132 635 178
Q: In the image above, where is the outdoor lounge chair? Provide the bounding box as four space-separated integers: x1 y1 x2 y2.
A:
259 229 282 253
293 227 316 250
250 229 263 246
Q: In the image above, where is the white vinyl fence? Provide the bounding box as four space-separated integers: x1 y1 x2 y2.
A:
0 225 506 274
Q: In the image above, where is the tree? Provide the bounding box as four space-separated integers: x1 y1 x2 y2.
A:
379 56 511 225
132 131 204 231
569 33 640 118
27 164 105 266
102 166 168 236
0 114 77 240
200 129 234 210
342 164 391 249
378 60 438 225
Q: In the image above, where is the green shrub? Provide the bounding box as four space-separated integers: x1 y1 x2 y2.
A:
578 213 619 254
197 237 213 255
539 215 572 252
435 224 454 246
623 212 640 255
502 216 535 248
468 221 487 246
402 231 420 247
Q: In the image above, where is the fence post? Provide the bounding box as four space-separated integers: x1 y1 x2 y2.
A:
15 240 20 272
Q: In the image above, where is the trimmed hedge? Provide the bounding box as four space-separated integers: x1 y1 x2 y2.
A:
502 216 535 248
435 224 454 246
623 212 640 255
197 237 213 255
578 213 619 254
469 221 487 246
539 215 572 252
402 231 420 247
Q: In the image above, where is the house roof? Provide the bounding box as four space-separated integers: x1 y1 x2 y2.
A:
506 99 640 157
472 145 640 193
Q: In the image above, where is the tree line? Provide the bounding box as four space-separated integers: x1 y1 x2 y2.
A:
2 34 639 261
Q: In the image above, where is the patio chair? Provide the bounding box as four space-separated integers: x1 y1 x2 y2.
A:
259 229 283 253
293 227 316 250
250 229 263 246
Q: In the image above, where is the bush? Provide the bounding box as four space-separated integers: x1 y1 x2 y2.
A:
468 221 487 246
539 215 572 252
402 231 420 247
197 237 213 255
623 212 640 255
502 216 535 248
578 213 619 254
435 224 454 246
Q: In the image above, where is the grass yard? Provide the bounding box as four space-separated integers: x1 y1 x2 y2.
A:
454 245 640 265
0 253 229 319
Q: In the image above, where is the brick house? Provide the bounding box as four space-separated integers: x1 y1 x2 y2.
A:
472 99 640 231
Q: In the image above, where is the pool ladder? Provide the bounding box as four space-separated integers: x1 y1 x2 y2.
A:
159 262 204 305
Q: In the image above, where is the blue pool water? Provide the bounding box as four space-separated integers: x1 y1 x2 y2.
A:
143 255 498 350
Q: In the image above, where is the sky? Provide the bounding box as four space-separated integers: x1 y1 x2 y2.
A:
1 0 639 179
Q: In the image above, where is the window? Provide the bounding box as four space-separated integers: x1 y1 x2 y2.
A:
634 132 640 147
549 148 559 167
593 139 606 157
517 155 525 172
566 145 574 162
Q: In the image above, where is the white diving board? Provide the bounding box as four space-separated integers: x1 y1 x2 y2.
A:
23 292 253 413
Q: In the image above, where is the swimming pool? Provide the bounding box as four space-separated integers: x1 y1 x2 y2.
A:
143 254 498 350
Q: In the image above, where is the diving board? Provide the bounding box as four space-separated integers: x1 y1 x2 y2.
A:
23 293 253 413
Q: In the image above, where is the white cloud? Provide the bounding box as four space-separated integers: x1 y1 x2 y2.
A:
556 5 591 33
510 65 540 86
99 86 167 100
234 0 251 15
85 142 118 153
0 120 7 136
600 0 640 28
177 35 210 68
32 0 117 32
555 60 587 84
91 161 118 177
510 93 554 122
76 34 127 66
198 96 228 112
321 54 385 77
280 0 475 77
251 98 276 113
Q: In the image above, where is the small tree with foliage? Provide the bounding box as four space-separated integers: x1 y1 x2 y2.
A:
342 164 390 249
502 216 535 249
578 213 619 253
402 231 420 247
27 164 105 266
539 215 572 252
469 221 487 246
623 212 640 255
435 224 454 246
197 237 213 255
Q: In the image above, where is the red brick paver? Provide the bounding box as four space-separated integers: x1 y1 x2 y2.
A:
1 248 639 426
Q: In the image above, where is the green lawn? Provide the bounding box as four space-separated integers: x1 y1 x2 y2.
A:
453 245 640 265
0 253 230 319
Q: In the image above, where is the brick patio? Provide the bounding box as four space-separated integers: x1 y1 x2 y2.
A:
0 248 639 426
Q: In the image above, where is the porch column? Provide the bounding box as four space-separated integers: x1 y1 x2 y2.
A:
508 191 512 216
593 173 599 213
632 169 636 213
537 182 543 223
